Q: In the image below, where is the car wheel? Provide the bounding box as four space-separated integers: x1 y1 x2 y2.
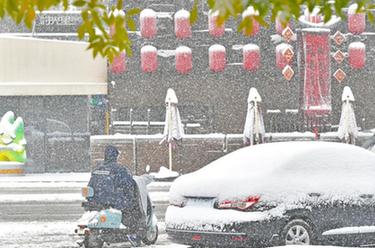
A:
84 235 103 248
281 219 313 246
142 224 158 245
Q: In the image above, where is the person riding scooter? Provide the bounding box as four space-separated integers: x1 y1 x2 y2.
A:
87 145 145 246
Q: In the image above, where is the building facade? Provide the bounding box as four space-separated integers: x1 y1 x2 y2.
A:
2 1 375 172
108 1 375 135
0 35 106 172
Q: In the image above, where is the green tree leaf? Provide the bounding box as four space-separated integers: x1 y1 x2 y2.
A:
127 8 141 16
73 0 87 7
190 0 199 24
0 0 374 61
126 18 137 31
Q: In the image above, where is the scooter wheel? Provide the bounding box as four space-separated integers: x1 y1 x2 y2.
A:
84 235 104 248
142 225 158 245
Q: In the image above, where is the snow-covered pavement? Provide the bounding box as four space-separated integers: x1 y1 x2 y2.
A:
0 221 188 248
0 173 350 247
0 191 169 203
0 172 171 202
0 173 176 247
0 172 172 188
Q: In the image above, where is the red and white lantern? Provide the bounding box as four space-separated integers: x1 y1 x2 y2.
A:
309 14 321 23
276 43 293 69
140 9 157 38
175 46 192 74
243 44 260 71
348 42 366 69
208 10 225 37
304 7 322 24
209 44 226 72
141 45 158 73
242 6 260 36
111 52 126 74
174 9 191 39
348 4 366 34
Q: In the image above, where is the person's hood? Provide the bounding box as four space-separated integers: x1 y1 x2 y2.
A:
104 145 119 163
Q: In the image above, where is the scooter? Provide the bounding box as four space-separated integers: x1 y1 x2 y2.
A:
75 174 158 248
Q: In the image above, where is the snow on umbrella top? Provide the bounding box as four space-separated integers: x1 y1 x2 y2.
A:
165 88 178 104
248 87 262 103
342 86 355 102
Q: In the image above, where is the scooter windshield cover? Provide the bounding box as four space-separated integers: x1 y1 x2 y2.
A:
88 208 123 229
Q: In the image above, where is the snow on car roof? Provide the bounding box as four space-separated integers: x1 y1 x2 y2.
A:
169 141 375 204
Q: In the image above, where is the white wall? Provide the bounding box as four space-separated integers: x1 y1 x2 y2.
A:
0 36 107 96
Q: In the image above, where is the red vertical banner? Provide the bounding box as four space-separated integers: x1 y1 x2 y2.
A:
301 28 331 120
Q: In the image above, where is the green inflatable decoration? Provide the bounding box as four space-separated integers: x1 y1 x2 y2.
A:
0 111 26 163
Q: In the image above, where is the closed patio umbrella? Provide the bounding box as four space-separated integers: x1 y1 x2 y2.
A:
243 87 265 145
338 86 358 144
160 88 184 170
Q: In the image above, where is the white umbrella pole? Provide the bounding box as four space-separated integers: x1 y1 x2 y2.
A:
168 102 173 171
169 142 173 171
344 99 348 143
254 101 259 144
345 99 352 144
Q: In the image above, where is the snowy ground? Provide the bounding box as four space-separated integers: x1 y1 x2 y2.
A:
0 173 176 247
0 173 351 247
0 221 188 248
0 191 169 203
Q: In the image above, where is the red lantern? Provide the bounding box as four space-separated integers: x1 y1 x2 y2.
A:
209 44 226 72
348 4 366 34
304 7 322 24
243 44 260 71
175 9 191 39
348 42 366 69
276 43 293 69
242 6 259 36
111 52 126 74
141 45 158 73
309 15 321 23
208 10 225 37
140 9 157 38
175 46 192 74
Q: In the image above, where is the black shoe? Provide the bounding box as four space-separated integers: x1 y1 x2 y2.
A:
127 234 142 247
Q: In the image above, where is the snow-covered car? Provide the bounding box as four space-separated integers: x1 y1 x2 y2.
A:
362 134 375 152
165 141 375 247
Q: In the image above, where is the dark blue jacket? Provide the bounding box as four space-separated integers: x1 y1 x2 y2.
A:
87 148 138 211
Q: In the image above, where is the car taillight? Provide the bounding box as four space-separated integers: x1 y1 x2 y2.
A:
218 196 260 211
